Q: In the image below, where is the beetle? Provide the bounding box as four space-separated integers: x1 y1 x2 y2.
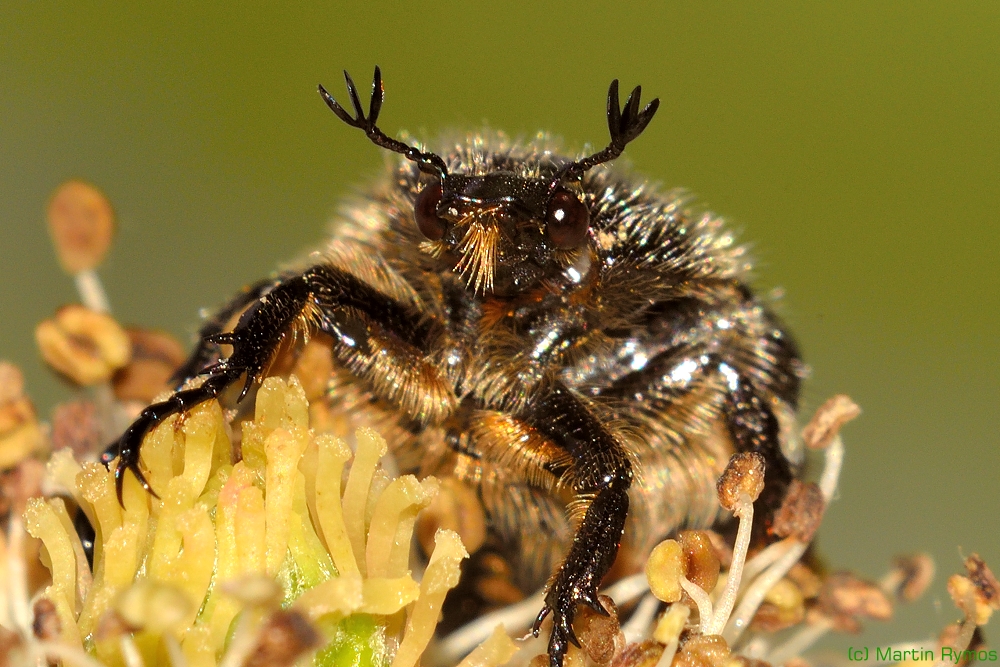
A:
107 67 805 667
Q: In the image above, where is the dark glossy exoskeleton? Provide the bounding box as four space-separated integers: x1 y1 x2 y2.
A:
108 67 806 667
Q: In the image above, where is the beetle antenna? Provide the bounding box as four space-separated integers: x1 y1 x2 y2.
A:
319 66 449 177
556 79 659 185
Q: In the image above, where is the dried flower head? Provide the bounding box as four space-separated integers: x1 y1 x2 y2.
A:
646 539 685 603
677 531 721 595
35 304 131 386
964 553 1000 611
0 362 43 469
0 361 25 405
49 399 101 456
814 572 893 633
242 610 321 667
717 452 765 512
673 634 730 667
771 480 825 543
31 597 61 641
948 554 1000 626
575 595 622 665
46 180 115 275
883 553 935 603
801 395 860 450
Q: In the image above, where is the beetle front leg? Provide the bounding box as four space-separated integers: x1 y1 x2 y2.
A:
524 382 633 667
169 277 276 387
109 273 315 501
108 264 432 503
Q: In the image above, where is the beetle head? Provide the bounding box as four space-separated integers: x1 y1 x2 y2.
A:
319 67 659 295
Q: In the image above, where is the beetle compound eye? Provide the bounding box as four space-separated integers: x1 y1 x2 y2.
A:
414 182 447 241
545 189 590 248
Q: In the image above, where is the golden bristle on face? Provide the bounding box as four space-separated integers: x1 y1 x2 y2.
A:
453 212 502 295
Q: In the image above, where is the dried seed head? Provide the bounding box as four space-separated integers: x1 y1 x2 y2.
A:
948 557 999 626
886 553 935 603
674 634 730 667
964 554 1000 611
646 539 684 603
806 605 859 634
717 452 765 511
112 327 186 403
771 480 825 542
32 597 61 641
50 399 101 457
802 394 860 450
816 572 893 632
678 531 721 594
242 610 321 667
576 595 622 665
611 641 664 667
417 477 487 556
786 562 823 600
0 361 25 405
47 180 115 274
0 363 35 455
36 304 132 385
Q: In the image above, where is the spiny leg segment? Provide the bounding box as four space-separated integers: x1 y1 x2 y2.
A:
108 263 431 503
522 382 633 667
168 277 276 387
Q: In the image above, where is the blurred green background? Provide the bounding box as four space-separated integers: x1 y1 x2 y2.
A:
1 1 997 654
